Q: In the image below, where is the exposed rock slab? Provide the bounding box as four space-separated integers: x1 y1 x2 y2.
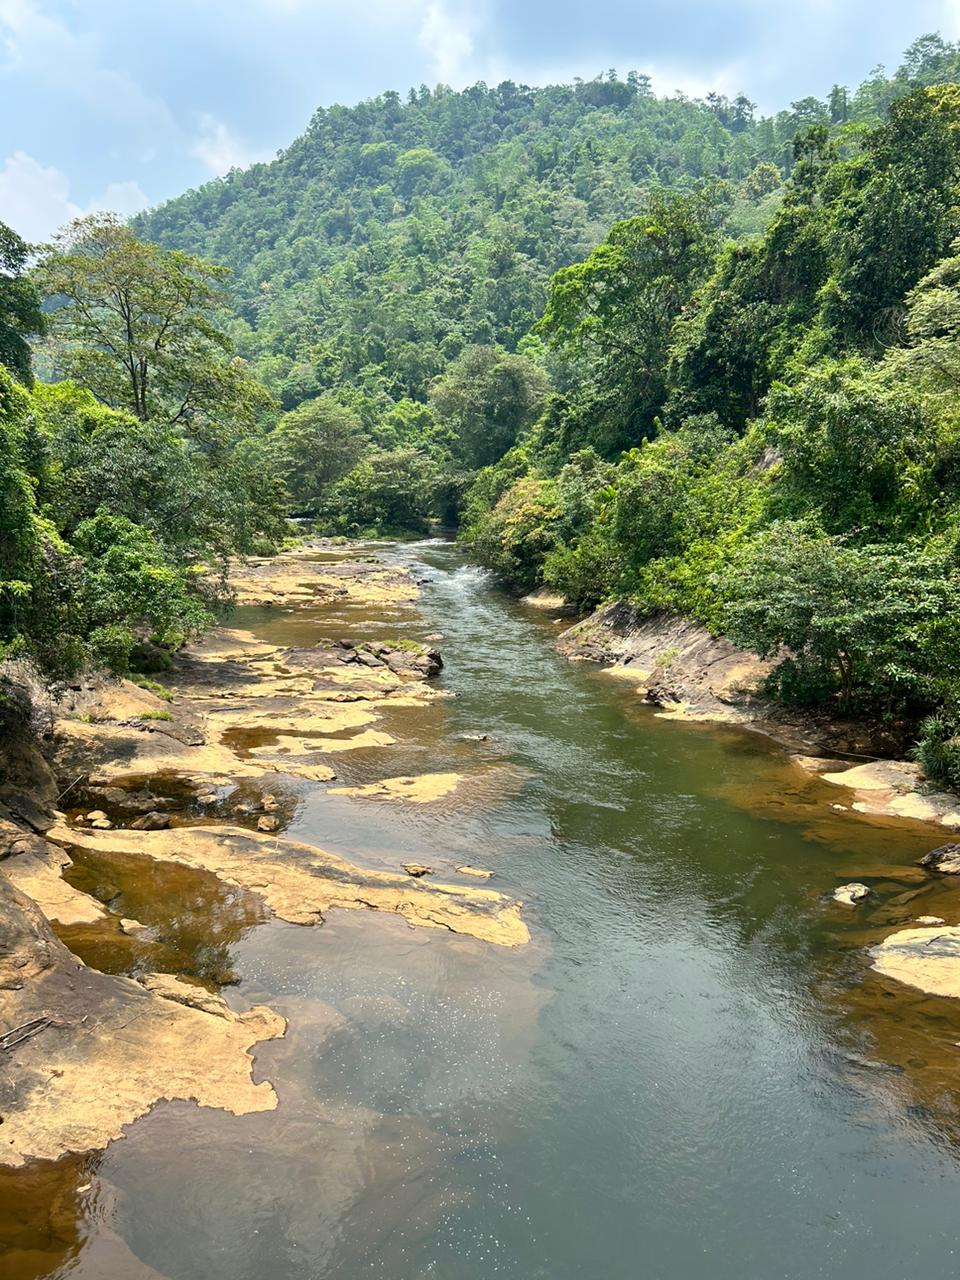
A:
821 761 960 830
556 605 773 725
0 822 106 926
226 549 419 608
47 822 529 948
329 772 462 803
0 875 284 1167
872 925 960 998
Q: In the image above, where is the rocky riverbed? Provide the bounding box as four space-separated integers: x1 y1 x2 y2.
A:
0 543 528 1170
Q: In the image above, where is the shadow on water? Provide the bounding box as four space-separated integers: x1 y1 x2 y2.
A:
9 540 960 1280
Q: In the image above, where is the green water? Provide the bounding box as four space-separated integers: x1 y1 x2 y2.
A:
10 542 960 1279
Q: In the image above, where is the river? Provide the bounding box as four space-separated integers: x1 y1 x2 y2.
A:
13 540 960 1279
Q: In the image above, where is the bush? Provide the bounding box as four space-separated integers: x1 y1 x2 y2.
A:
913 714 960 790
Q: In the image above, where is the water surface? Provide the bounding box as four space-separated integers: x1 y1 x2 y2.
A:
9 542 960 1280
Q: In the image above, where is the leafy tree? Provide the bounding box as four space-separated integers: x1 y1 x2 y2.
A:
429 346 550 469
36 215 271 438
75 514 211 673
268 396 367 513
539 190 717 445
723 525 960 713
889 236 960 398
326 448 440 533
765 359 939 535
0 221 44 384
33 382 286 558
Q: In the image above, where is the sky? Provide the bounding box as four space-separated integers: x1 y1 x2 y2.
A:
2 0 960 243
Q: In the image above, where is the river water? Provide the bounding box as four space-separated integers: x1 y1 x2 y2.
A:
10 541 960 1279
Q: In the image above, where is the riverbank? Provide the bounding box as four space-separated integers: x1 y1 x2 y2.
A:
0 542 527 1170
551 600 960 832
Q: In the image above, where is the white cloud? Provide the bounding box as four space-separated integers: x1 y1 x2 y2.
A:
189 112 266 176
0 150 149 243
417 1 477 83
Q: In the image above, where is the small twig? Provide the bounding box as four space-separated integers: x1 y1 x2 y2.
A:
56 774 86 804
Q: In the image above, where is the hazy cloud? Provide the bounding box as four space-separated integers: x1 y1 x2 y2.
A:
190 113 267 176
418 1 478 83
0 149 149 241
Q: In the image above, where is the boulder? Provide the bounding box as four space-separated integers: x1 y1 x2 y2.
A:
256 815 280 833
402 862 433 878
130 811 171 831
919 844 960 874
833 882 871 907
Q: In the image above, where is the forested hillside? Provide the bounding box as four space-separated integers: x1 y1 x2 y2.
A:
3 33 960 783
134 36 958 412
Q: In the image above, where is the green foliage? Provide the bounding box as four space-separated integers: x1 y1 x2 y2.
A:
323 448 440 534
0 217 286 677
722 525 960 713
540 189 718 447
0 221 45 384
913 713 960 788
268 396 368 513
37 216 273 441
74 514 212 673
429 345 550 468
134 73 860 412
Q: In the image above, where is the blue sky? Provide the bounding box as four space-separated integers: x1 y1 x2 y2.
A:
1 0 958 242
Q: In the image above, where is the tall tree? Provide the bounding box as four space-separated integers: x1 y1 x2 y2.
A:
268 396 368 513
0 221 44 384
429 346 550 469
539 189 717 445
36 215 270 441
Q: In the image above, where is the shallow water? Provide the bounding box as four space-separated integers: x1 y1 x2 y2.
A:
9 541 960 1279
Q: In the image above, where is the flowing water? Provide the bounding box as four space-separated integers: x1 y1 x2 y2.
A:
9 541 960 1279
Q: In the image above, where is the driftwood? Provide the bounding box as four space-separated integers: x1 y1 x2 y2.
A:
0 1016 55 1053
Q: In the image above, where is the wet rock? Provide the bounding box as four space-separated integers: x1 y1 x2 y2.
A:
915 915 947 926
256 815 280 833
402 862 433 878
833 882 871 906
919 843 960 874
119 917 147 935
261 793 279 812
86 785 159 815
646 684 681 708
330 773 460 804
424 633 443 642
130 811 171 831
51 822 529 947
137 972 231 1018
456 865 494 879
233 801 261 815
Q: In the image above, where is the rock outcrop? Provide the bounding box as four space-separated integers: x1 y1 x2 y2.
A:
0 873 284 1167
556 605 773 724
